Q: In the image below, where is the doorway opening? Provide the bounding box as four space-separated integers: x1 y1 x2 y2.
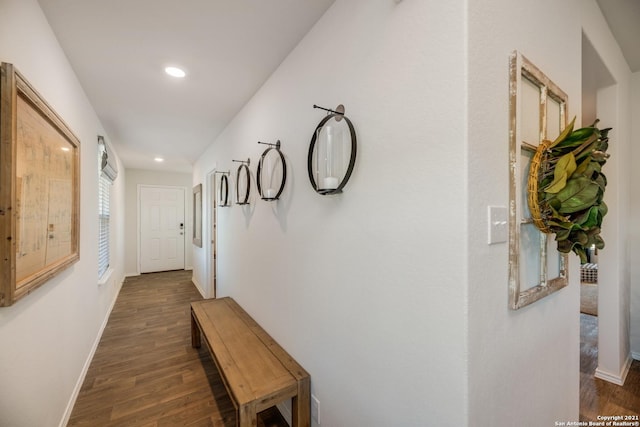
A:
579 31 617 420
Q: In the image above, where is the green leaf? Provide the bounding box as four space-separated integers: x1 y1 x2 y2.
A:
594 234 605 249
555 228 571 241
598 201 608 217
574 137 599 160
570 230 589 245
576 247 588 264
575 206 600 228
547 196 561 211
551 176 601 214
544 153 576 193
582 161 602 179
544 172 568 194
574 156 590 176
557 239 576 253
548 219 575 230
586 227 602 241
554 126 596 149
548 116 576 148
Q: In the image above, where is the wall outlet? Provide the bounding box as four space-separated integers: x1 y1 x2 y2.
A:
311 394 320 424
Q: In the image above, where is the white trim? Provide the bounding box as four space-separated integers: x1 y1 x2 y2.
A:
191 274 206 299
58 276 124 427
632 351 640 361
594 353 633 385
206 167 218 299
97 266 114 286
137 184 141 275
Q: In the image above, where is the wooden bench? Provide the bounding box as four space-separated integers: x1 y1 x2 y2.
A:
191 297 310 427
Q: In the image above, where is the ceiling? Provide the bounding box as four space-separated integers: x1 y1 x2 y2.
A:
36 1 637 174
595 0 640 73
37 0 335 173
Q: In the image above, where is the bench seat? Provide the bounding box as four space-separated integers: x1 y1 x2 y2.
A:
191 297 310 427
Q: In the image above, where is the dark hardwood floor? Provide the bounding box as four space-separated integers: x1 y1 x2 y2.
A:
70 271 640 425
580 313 640 421
68 270 287 427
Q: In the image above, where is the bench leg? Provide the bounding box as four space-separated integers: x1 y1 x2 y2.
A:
292 377 311 427
238 402 257 427
191 309 201 348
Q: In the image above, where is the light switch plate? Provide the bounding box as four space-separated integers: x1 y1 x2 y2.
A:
488 206 508 245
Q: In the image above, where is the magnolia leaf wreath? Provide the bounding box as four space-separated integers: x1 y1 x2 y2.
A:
527 117 611 263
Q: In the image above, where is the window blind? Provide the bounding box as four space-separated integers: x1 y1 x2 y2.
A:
98 174 110 279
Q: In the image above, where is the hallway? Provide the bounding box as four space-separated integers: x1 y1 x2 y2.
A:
68 271 286 427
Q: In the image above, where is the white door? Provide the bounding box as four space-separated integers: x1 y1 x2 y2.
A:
139 186 185 273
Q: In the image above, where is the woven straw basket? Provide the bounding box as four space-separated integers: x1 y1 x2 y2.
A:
527 139 552 234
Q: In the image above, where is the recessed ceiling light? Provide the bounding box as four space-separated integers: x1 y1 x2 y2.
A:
164 66 186 78
154 157 164 162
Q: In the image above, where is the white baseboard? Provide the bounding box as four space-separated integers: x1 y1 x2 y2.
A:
594 353 633 385
632 351 640 361
191 275 206 299
58 276 124 427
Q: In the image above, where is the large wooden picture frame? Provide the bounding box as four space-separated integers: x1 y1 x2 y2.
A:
1 63 80 307
508 51 569 310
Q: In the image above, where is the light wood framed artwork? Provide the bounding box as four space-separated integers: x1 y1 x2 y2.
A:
508 51 569 310
0 63 80 307
193 184 202 247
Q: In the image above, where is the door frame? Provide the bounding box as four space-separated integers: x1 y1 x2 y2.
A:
580 30 630 385
136 184 188 275
206 170 217 298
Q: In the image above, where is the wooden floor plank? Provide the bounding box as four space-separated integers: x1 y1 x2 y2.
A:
580 313 640 421
68 270 287 427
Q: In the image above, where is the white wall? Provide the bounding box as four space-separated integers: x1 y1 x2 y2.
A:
467 0 583 424
467 0 632 425
124 168 193 277
193 0 469 425
630 71 640 358
189 0 633 426
0 0 126 426
0 1 632 426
